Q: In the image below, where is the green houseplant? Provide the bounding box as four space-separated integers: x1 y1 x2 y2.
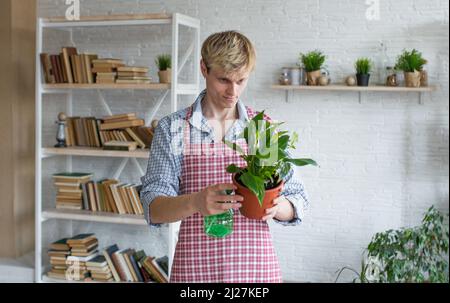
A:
335 206 449 283
354 58 373 87
223 111 317 220
155 54 172 83
394 49 427 87
300 50 326 86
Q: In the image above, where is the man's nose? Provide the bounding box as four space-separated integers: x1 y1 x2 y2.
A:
227 83 238 96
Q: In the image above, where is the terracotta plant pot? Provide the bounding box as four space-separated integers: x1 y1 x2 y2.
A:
232 174 284 220
158 68 171 83
404 70 421 87
306 70 321 86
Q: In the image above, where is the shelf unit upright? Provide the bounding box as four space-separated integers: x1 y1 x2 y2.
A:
35 13 201 282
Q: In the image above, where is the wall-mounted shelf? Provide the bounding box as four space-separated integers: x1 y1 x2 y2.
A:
42 209 147 226
271 84 438 104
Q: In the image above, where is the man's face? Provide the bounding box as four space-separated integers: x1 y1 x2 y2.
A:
201 60 250 110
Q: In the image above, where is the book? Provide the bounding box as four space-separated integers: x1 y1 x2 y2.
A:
100 119 145 131
92 58 124 64
117 76 152 81
117 66 149 73
70 54 78 83
102 244 121 282
84 53 98 84
59 53 68 83
127 250 144 282
116 79 151 84
67 233 96 245
102 113 137 121
62 47 77 83
103 140 138 151
142 256 168 283
85 255 108 268
124 128 146 149
40 53 55 84
122 249 139 282
109 183 126 214
52 172 93 182
101 179 120 213
49 55 60 83
111 249 130 281
50 238 70 251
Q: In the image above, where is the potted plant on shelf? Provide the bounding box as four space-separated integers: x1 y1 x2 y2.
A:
155 54 171 84
223 111 317 220
354 58 373 87
335 206 449 283
394 49 427 88
299 50 326 86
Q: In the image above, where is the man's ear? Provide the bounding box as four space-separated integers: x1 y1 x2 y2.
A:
200 59 208 78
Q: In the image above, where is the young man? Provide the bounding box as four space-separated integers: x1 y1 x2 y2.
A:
140 31 309 283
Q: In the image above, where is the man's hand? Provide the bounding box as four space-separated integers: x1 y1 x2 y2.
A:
262 196 295 222
193 183 243 216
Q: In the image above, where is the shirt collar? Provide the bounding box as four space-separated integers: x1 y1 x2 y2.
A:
189 89 249 133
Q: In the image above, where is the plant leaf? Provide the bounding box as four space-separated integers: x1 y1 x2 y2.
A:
223 139 245 155
286 158 318 167
226 164 242 174
240 171 265 206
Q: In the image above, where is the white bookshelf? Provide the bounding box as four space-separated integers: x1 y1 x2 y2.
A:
35 13 200 282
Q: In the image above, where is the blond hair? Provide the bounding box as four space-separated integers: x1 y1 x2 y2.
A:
201 30 256 74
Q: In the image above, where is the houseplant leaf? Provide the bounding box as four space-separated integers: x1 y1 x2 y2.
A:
240 171 266 206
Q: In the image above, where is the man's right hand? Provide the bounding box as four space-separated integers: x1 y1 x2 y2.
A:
193 183 243 216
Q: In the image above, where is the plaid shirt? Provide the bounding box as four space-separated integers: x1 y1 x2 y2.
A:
140 89 310 227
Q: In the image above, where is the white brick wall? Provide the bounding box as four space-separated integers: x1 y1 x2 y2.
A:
38 0 449 282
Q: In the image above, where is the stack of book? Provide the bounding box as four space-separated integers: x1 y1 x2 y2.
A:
65 234 99 281
81 179 144 215
100 113 153 149
64 114 155 149
53 173 93 210
86 255 114 282
65 116 102 147
92 59 125 84
100 113 144 131
46 237 168 283
47 238 71 280
116 66 151 84
102 244 168 283
141 256 169 283
40 47 98 84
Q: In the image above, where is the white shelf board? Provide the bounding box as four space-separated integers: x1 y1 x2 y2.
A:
42 147 149 159
42 208 147 226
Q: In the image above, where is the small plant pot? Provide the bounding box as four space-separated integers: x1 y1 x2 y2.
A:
232 174 284 220
306 70 321 86
404 70 421 87
158 68 171 83
356 73 370 86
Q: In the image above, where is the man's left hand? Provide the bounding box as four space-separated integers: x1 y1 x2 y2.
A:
262 196 294 222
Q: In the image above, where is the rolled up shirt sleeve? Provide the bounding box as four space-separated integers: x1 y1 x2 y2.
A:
140 117 181 227
274 166 310 226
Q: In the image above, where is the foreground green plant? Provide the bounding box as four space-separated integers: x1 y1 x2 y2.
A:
223 111 317 206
